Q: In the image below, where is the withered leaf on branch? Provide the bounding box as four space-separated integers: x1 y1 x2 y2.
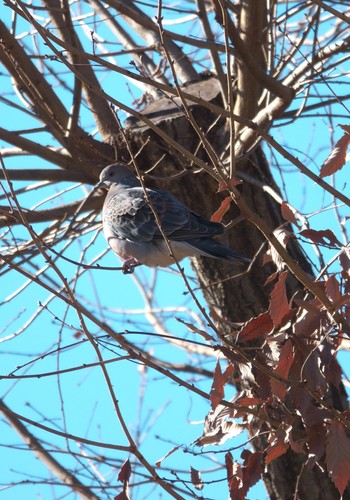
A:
210 360 225 410
118 459 131 484
225 450 263 500
222 363 235 384
292 336 327 394
265 425 291 465
217 178 242 192
321 343 342 388
269 271 290 328
307 422 327 470
196 404 242 447
300 228 342 247
265 441 289 465
326 420 350 495
241 450 263 492
115 458 131 500
325 274 342 304
210 196 232 223
190 467 203 491
270 339 295 400
114 491 130 500
320 125 350 177
226 452 244 500
281 201 300 227
235 396 262 407
237 311 274 342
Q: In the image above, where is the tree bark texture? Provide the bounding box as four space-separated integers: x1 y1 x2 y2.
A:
120 75 349 499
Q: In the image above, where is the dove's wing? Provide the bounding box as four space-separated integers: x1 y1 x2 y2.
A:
103 185 224 243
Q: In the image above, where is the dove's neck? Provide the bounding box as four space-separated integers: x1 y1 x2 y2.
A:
117 176 140 188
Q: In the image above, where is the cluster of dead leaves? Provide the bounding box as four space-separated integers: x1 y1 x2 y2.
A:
194 235 350 498
190 129 350 497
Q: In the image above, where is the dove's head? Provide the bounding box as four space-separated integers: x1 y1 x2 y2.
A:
96 163 140 189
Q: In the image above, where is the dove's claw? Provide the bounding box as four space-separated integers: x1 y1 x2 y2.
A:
122 258 138 274
122 265 135 274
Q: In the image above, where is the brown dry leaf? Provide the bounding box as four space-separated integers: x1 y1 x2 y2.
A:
320 127 350 177
237 311 274 342
265 441 289 465
73 330 84 339
323 353 342 388
222 363 234 384
281 201 300 227
118 459 131 483
236 396 262 407
264 270 279 286
210 360 225 410
226 452 244 500
325 275 342 304
190 467 203 491
241 450 263 493
340 251 350 277
115 459 131 500
114 491 130 500
299 347 327 394
270 339 295 400
270 227 293 271
326 420 350 495
306 422 327 470
211 196 232 223
196 404 243 446
340 124 350 133
218 178 242 192
226 451 262 500
300 228 342 247
269 271 290 328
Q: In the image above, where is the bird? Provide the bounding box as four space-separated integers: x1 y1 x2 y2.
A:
96 163 250 274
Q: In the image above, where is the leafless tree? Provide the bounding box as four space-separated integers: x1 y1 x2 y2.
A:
1 1 350 498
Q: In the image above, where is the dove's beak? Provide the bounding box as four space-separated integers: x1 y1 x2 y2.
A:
94 180 107 190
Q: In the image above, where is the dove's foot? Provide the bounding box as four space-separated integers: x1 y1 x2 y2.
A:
122 258 138 274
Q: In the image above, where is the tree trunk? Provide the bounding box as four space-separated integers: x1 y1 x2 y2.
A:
121 74 349 499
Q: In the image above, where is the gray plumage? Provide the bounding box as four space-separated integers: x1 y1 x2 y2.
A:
97 163 250 272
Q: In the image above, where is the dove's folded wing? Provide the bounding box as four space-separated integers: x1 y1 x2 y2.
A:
103 186 224 243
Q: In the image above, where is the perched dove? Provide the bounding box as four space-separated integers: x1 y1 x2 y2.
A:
97 163 250 273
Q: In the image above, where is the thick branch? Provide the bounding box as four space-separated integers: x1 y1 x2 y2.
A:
41 0 120 143
0 19 70 141
212 0 294 103
0 128 73 169
234 0 268 124
0 169 88 183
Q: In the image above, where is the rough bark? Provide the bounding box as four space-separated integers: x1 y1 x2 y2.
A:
121 75 349 499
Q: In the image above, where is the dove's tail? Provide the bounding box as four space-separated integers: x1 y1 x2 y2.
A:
187 238 251 266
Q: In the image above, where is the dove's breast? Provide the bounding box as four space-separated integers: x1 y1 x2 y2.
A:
102 222 197 267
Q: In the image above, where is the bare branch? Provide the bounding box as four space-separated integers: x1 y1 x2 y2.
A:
0 399 100 500
106 0 199 84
